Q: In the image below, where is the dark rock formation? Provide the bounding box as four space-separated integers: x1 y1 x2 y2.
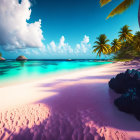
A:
16 56 27 61
109 69 140 121
114 88 140 120
109 69 140 94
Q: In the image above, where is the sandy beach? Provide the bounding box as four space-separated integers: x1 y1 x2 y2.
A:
0 62 140 140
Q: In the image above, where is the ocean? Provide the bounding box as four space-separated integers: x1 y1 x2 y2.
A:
0 59 111 84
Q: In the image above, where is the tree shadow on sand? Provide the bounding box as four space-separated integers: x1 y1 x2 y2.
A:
3 71 140 140
1 59 140 139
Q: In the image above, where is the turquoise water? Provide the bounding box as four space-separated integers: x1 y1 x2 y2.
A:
0 60 111 84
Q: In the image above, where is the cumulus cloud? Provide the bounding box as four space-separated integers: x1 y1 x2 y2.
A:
23 49 31 55
75 35 90 54
46 36 73 54
0 0 44 50
32 49 39 55
82 35 90 44
59 36 65 48
46 35 90 55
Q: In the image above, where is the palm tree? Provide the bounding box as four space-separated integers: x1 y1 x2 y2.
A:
111 39 121 53
118 25 133 42
93 34 110 57
100 0 140 27
133 31 140 51
0 52 2 57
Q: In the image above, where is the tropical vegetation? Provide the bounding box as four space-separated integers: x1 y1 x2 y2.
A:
99 0 140 27
110 39 121 53
118 25 133 42
0 52 2 57
93 25 140 60
92 34 111 57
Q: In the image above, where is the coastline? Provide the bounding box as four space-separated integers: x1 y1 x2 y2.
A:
0 62 112 88
0 62 140 139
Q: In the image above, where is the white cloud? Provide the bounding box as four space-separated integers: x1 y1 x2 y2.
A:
0 0 44 50
46 36 72 54
75 35 90 54
24 49 30 55
39 46 47 53
50 41 56 52
68 46 73 53
82 35 89 44
45 35 90 55
59 36 65 48
32 49 39 55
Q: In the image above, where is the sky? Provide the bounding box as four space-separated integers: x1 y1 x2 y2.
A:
0 0 139 59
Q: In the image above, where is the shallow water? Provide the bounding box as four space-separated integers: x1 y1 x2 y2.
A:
0 59 111 84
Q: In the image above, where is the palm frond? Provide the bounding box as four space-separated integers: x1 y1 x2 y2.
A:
107 0 135 19
100 0 112 7
92 47 99 52
94 41 100 45
105 39 110 43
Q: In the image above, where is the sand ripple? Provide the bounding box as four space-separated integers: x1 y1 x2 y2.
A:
0 104 50 140
0 105 129 140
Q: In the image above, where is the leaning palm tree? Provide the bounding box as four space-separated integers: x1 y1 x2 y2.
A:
111 39 121 53
133 31 140 51
118 25 133 42
93 34 110 57
100 0 140 27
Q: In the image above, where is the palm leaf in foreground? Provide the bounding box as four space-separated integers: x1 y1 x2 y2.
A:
100 0 112 7
106 0 135 19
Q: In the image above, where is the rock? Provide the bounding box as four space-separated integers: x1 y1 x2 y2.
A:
114 89 136 113
114 88 140 120
109 69 140 121
0 57 6 61
16 56 27 61
109 69 140 94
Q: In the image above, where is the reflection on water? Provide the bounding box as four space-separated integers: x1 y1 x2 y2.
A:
18 61 26 67
0 60 111 83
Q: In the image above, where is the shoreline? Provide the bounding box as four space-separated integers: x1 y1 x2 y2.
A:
0 62 140 139
0 62 112 88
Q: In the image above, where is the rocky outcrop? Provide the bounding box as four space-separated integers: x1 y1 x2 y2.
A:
16 56 27 61
114 88 140 120
109 69 140 94
109 69 140 120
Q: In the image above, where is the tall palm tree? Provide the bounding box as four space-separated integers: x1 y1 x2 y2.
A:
111 39 121 53
100 0 140 27
133 31 140 51
0 52 2 57
93 34 110 57
118 25 133 42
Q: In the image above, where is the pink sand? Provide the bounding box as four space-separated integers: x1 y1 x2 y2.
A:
0 62 140 140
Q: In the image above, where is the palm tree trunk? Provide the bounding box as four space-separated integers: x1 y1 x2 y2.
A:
138 0 140 27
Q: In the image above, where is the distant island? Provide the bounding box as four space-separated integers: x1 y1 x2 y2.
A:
0 57 5 61
0 52 5 61
16 56 27 61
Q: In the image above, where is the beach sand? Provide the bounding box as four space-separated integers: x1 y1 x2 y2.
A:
0 62 140 140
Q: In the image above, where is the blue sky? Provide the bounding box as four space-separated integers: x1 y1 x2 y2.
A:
0 0 139 59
